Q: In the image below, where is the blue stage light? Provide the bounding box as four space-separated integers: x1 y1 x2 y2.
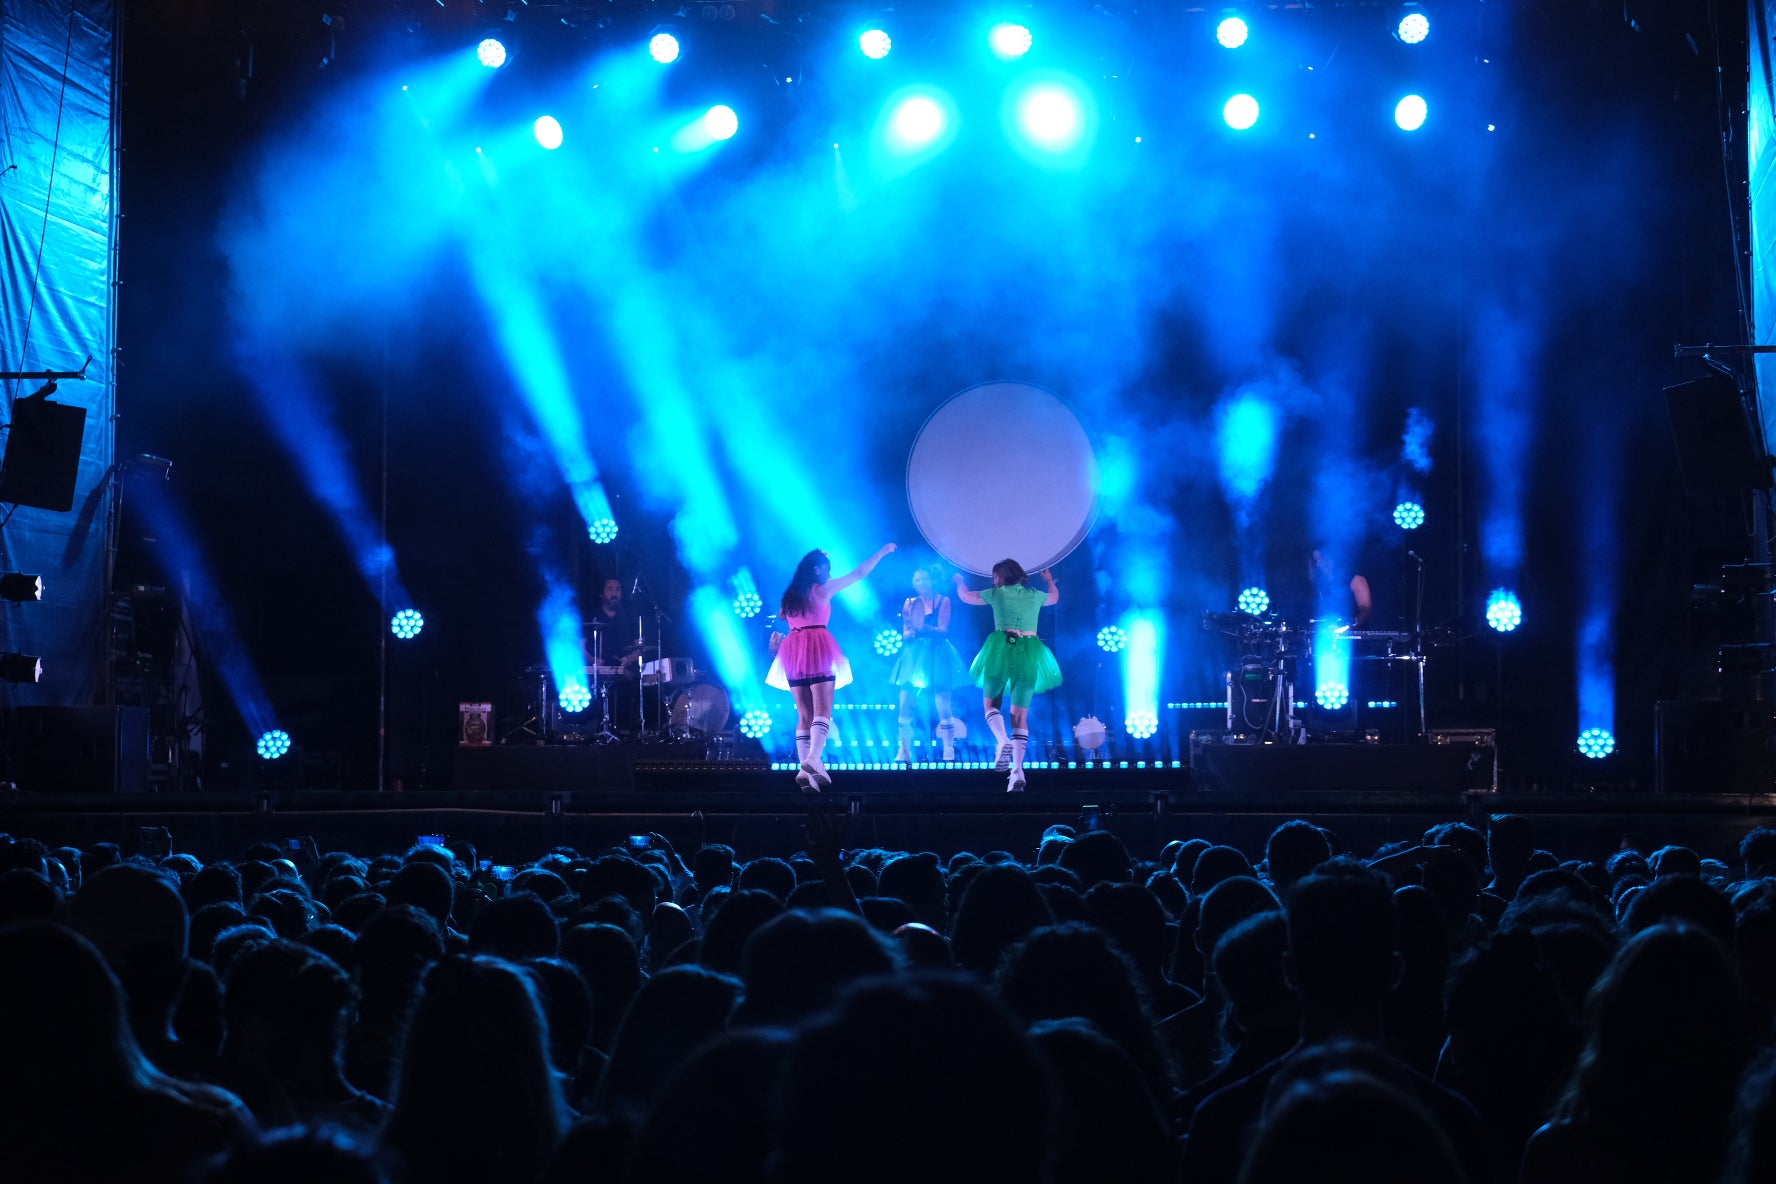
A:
1485 588 1523 633
477 38 508 69
892 96 947 147
1224 93 1260 131
1397 12 1430 44
1395 94 1428 131
860 29 892 59
1314 682 1351 710
990 22 1033 60
1127 710 1159 739
649 32 681 63
733 589 763 618
1216 17 1249 49
1018 86 1082 148
704 105 739 141
588 517 619 544
390 609 425 640
256 729 292 760
475 39 511 69
1237 587 1270 615
1577 728 1615 759
559 683 592 713
739 709 773 739
534 116 564 150
1393 501 1426 530
1097 625 1128 653
874 627 904 657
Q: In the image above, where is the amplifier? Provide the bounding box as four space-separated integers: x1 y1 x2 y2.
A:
1427 729 1498 794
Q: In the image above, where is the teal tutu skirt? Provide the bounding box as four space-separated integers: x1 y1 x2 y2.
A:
969 632 1063 696
890 637 968 691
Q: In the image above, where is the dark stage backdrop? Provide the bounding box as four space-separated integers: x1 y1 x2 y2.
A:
0 0 117 705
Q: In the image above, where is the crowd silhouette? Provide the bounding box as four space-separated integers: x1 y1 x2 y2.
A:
2 811 1775 1182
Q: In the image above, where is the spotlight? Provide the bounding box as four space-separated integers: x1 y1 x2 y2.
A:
891 96 947 148
1216 16 1249 49
1314 682 1350 710
0 573 43 602
1096 625 1128 653
0 652 41 683
1018 86 1082 148
739 709 772 739
1223 93 1260 131
989 22 1033 60
559 683 592 713
1126 710 1159 740
1485 588 1522 633
1237 587 1270 615
1577 728 1616 759
1396 11 1430 44
874 627 904 657
256 729 292 760
859 29 892 59
588 517 619 544
704 105 739 141
649 31 681 63
534 116 564 150
733 589 763 618
1395 94 1428 132
390 609 425 640
476 38 508 69
1393 502 1426 530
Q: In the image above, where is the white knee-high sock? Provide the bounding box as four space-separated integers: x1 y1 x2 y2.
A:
986 708 1009 747
897 717 914 754
938 717 956 758
808 716 831 765
1011 728 1029 773
796 730 811 765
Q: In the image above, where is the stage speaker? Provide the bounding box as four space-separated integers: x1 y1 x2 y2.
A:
1664 373 1772 496
12 706 150 794
1655 699 1776 794
0 397 87 512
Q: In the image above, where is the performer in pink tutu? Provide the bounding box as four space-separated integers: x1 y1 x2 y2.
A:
767 542 896 790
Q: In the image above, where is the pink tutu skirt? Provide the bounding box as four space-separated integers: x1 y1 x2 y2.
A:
766 625 854 691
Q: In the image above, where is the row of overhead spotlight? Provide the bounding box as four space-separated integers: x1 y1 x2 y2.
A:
474 7 1435 72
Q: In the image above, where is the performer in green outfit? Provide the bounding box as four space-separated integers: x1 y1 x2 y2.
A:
953 560 1062 792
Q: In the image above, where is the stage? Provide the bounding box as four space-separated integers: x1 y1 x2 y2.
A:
6 746 1774 866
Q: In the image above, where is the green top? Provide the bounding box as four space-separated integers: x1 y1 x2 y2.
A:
981 583 1046 633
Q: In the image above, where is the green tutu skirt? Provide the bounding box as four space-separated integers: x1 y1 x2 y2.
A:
890 637 968 691
969 632 1063 707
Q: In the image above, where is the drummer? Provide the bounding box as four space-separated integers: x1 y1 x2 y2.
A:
587 577 645 673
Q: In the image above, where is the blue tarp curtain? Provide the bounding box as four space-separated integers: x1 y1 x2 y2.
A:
0 0 116 705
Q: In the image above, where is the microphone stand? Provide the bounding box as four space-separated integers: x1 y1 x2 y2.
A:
1408 550 1427 742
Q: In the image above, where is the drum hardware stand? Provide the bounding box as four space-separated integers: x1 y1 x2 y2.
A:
502 667 549 744
588 626 622 746
633 574 671 742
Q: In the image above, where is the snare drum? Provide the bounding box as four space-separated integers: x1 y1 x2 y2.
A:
667 681 730 736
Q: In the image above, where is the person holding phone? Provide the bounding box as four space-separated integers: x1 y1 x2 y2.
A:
766 543 897 792
954 561 1061 793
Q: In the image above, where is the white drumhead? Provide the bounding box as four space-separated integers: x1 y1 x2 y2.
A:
907 381 1098 576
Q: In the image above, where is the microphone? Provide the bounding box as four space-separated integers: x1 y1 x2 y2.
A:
631 575 641 596
1407 550 1425 565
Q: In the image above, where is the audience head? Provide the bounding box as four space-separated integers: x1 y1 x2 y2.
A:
1283 858 1399 1016
950 862 1052 976
1058 830 1134 888
1265 821 1332 892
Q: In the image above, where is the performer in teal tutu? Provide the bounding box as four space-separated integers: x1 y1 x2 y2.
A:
891 566 968 763
953 560 1062 792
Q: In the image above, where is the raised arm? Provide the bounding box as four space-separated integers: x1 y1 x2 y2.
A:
823 543 896 596
1350 573 1372 626
1041 569 1060 607
952 573 987 606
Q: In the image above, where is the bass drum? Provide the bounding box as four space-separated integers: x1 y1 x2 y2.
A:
668 681 731 737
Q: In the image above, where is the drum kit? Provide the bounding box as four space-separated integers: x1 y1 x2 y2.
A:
505 627 731 747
